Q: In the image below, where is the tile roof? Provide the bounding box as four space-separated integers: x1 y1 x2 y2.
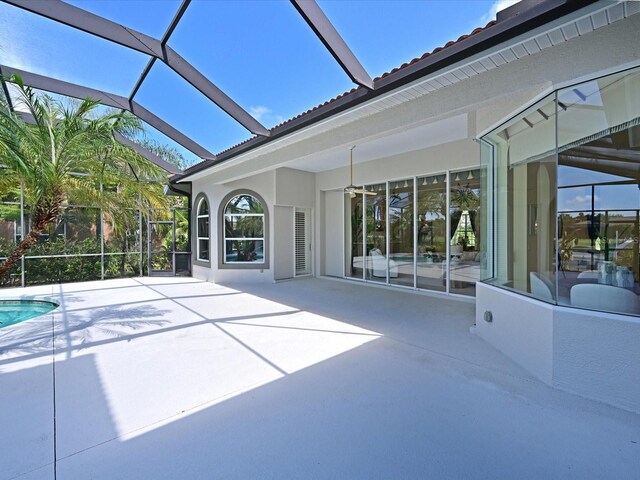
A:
211 20 496 161
373 22 496 81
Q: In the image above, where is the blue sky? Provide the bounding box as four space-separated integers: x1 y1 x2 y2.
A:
0 0 513 165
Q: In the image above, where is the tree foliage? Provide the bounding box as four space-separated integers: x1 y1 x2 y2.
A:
0 75 171 280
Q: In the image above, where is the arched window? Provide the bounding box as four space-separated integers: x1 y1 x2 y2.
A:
223 193 265 264
196 196 209 262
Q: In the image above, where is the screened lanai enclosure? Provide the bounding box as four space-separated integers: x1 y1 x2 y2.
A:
0 180 191 287
0 0 393 288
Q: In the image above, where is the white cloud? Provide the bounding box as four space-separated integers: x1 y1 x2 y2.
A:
249 105 284 127
249 105 270 121
480 0 521 25
563 194 600 210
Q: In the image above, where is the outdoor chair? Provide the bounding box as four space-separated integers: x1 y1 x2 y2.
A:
530 272 555 301
570 283 639 315
367 249 399 278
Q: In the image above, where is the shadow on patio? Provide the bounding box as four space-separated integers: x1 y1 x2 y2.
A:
1 277 638 479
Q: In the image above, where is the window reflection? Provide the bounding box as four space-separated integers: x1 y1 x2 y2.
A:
345 192 363 279
196 197 209 262
365 184 387 283
481 94 558 302
223 194 264 264
556 68 640 315
449 171 481 295
417 174 447 292
344 173 483 296
481 66 640 316
389 180 413 287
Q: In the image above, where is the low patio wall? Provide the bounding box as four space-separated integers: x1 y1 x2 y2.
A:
475 282 640 414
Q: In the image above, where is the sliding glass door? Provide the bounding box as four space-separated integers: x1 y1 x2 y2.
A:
344 169 481 296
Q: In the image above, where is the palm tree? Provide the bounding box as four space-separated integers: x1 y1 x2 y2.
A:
0 75 169 280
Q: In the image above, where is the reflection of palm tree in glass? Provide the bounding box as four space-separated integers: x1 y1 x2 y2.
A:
226 195 264 214
390 193 413 253
225 194 264 262
232 216 263 261
366 193 386 252
419 191 446 254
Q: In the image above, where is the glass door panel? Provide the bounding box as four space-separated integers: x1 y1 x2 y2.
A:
417 174 447 292
449 169 482 295
345 193 364 279
389 179 414 286
365 183 387 282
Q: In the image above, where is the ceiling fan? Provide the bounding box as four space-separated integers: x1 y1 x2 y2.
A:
344 145 376 198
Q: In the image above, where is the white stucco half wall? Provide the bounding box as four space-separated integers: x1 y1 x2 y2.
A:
476 282 640 414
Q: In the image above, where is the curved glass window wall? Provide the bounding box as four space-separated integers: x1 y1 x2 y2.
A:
480 66 640 316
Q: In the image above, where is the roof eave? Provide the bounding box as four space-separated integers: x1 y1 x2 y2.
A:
172 0 598 183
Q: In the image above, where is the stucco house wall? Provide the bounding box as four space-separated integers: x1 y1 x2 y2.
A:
191 170 275 284
184 4 640 412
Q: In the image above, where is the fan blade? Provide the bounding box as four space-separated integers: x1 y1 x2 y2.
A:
354 189 377 196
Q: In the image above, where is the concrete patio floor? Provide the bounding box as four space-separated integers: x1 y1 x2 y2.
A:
1 276 638 479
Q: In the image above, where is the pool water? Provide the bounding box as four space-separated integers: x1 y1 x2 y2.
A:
0 300 59 329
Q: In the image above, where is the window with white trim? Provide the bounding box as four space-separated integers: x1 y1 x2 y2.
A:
223 194 265 264
196 197 210 261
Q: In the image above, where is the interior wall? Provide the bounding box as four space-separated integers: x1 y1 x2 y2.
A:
512 165 528 292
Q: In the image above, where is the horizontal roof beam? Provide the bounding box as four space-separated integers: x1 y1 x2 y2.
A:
290 0 373 89
0 64 215 161
13 111 180 175
4 0 270 137
114 133 182 175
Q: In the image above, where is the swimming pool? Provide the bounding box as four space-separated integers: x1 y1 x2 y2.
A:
0 300 59 329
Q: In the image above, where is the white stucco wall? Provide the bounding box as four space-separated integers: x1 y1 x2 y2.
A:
315 137 478 192
476 283 640 414
553 307 640 414
320 190 344 277
275 168 315 208
475 283 554 383
182 9 640 413
273 206 294 281
191 171 275 284
273 169 316 280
